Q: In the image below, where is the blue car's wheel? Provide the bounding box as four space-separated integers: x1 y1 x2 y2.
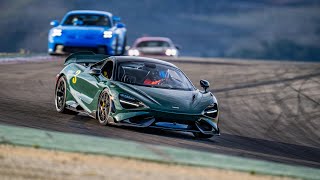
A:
115 35 127 55
114 36 120 55
120 35 127 55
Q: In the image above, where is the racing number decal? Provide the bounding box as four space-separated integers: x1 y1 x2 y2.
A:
72 70 81 84
72 76 77 84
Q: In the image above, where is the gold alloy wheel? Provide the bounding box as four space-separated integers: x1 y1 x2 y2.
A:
97 90 110 125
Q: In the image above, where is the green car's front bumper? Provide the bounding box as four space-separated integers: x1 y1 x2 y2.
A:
111 108 220 136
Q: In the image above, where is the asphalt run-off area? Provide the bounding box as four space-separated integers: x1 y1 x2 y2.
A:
0 56 319 179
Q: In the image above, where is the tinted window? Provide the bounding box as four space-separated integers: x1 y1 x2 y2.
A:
136 41 170 48
117 61 194 91
63 14 111 27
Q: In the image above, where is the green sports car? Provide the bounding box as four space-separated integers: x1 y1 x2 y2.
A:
55 52 219 138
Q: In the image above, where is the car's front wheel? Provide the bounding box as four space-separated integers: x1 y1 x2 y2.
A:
97 89 111 125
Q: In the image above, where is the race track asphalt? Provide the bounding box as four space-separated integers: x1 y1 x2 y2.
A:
0 56 319 168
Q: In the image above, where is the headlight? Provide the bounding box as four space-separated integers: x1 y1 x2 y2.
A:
165 49 177 56
119 93 147 109
103 31 113 38
128 49 140 56
51 28 62 37
203 103 218 118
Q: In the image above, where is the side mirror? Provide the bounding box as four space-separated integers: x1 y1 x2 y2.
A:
200 79 210 93
50 20 59 27
89 68 101 76
116 23 125 28
175 44 181 50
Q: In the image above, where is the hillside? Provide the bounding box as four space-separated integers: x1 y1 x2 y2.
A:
0 0 320 61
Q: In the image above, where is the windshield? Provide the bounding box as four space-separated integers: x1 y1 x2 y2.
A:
63 14 111 27
117 62 194 91
136 41 170 48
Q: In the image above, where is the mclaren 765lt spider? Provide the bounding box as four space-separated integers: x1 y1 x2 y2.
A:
55 52 219 138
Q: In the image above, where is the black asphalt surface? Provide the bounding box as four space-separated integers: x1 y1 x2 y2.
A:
0 57 319 168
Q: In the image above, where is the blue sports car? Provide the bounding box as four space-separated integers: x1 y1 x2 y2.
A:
48 10 127 55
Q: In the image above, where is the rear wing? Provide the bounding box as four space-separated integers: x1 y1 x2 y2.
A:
64 52 109 66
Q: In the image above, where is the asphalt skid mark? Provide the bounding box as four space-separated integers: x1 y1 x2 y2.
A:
213 71 320 93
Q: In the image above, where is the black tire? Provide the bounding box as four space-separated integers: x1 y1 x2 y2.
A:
115 36 119 55
97 89 111 126
49 52 58 56
192 132 214 139
55 76 77 114
120 35 127 55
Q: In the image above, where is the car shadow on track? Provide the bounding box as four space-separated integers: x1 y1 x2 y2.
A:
67 114 320 168
111 122 220 142
105 123 320 167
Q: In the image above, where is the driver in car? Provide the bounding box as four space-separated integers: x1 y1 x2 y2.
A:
143 70 167 85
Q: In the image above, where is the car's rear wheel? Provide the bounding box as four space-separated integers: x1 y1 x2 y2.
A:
192 132 213 139
55 76 76 114
97 89 111 125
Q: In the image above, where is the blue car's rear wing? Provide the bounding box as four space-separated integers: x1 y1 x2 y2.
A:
64 52 109 66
